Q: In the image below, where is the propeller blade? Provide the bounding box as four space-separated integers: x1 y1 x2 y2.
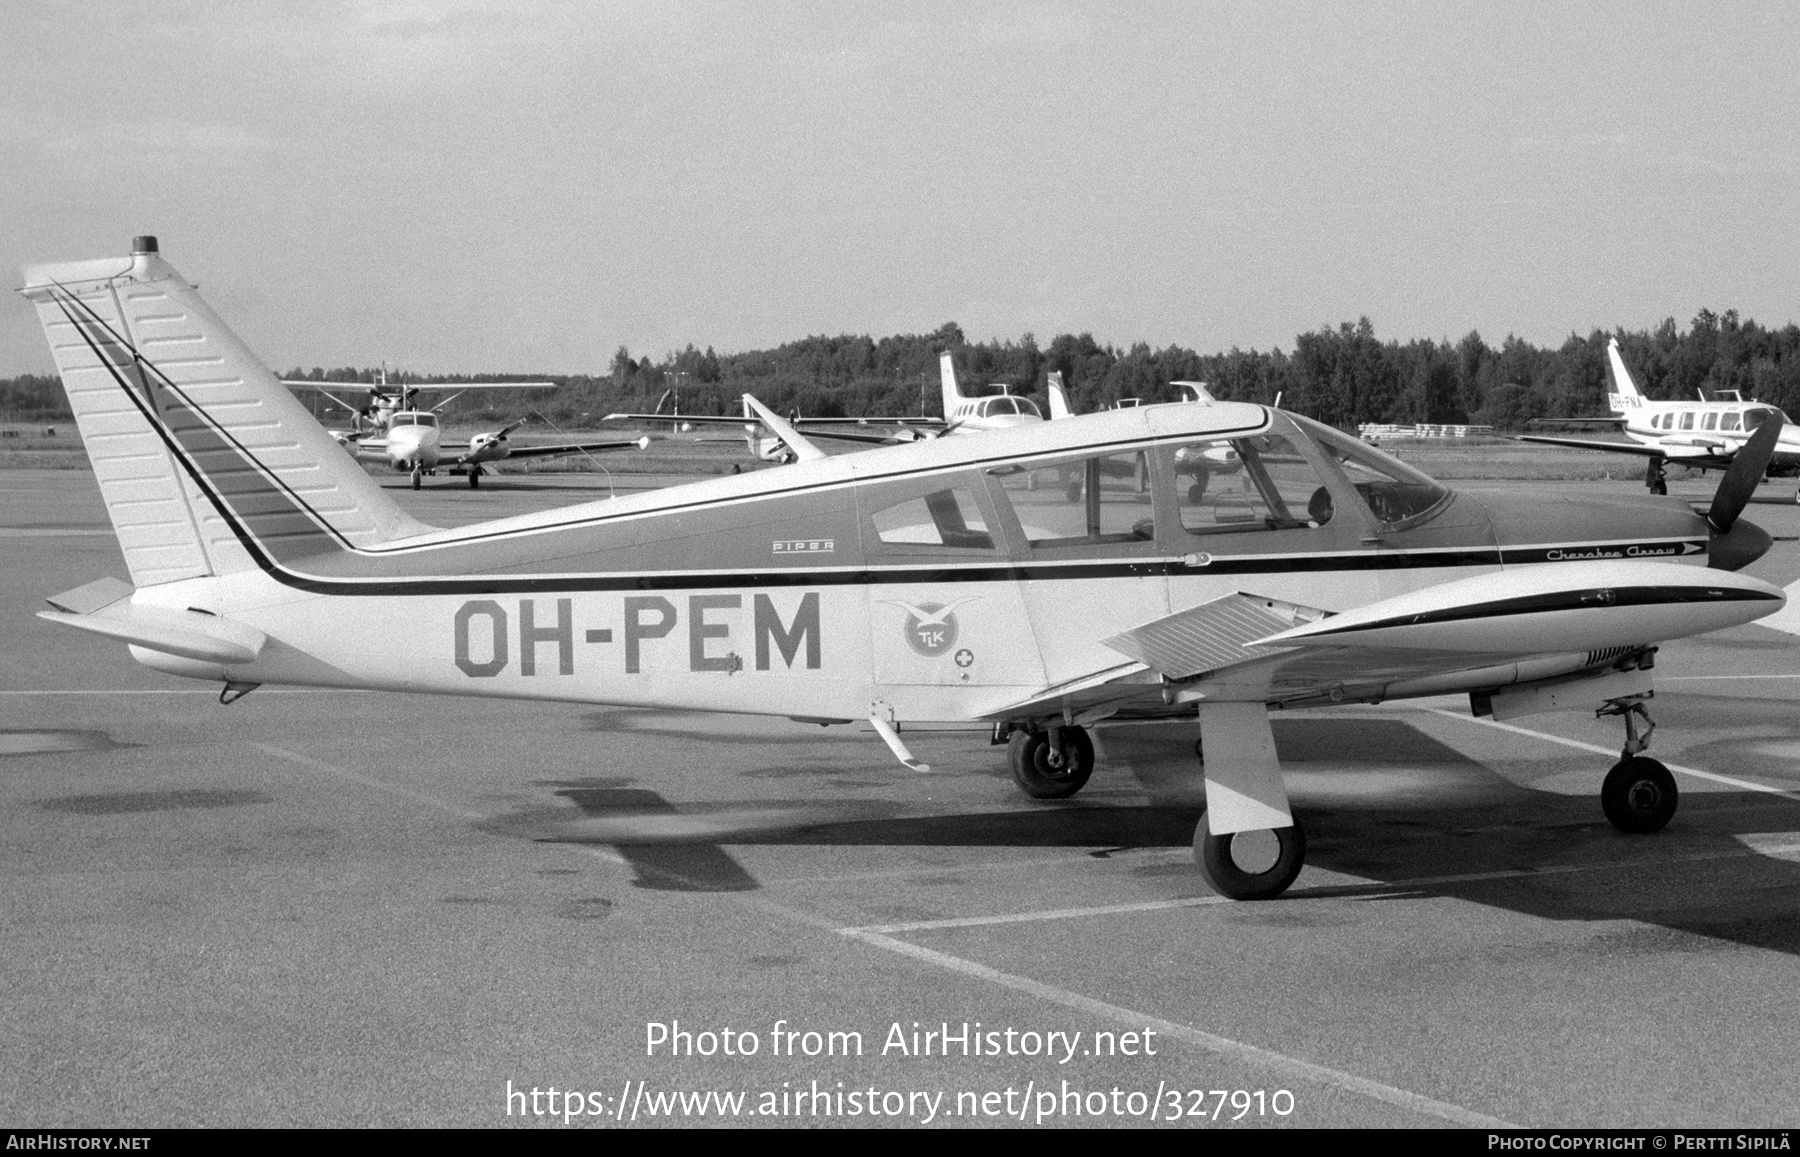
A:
1708 413 1784 533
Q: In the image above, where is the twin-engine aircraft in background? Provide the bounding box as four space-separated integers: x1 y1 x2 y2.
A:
20 238 1794 901
1518 337 1800 499
285 361 646 488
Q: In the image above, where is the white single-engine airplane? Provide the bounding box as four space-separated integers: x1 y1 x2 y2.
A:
290 372 647 488
21 238 1793 900
348 410 649 489
1518 337 1800 499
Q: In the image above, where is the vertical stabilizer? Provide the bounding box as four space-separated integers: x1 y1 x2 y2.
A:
939 351 965 419
1606 337 1647 412
1046 371 1073 419
18 238 436 588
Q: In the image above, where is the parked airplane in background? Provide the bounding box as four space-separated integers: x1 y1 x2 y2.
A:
1518 338 1800 499
21 238 1792 902
343 409 649 489
284 357 644 489
284 372 555 438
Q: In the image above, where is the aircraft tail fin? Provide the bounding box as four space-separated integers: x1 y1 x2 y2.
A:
1606 338 1648 412
18 237 435 588
939 351 965 419
1046 371 1073 419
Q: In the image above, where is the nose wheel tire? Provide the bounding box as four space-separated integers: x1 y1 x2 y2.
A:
1601 756 1678 833
1008 726 1095 799
1195 820 1306 901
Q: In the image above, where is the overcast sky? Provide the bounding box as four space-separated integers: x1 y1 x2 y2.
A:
3 1 1796 376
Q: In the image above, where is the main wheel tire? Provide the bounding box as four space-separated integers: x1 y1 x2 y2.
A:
469 468 481 489
1601 756 1678 833
1195 821 1306 901
411 467 422 490
1650 481 1667 496
1007 727 1095 799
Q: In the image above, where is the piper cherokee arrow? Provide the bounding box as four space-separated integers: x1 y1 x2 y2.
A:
19 237 1790 900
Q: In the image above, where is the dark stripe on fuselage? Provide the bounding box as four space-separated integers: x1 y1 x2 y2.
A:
1294 584 1780 639
242 542 1709 597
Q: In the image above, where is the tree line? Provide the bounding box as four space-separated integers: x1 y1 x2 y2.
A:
7 309 1799 430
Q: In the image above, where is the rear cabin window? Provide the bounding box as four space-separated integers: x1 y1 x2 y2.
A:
989 451 1154 546
870 488 993 549
1679 412 1695 430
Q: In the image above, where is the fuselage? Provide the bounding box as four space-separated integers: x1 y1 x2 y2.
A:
127 402 1743 727
1617 398 1800 471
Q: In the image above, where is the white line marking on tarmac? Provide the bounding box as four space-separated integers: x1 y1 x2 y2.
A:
837 927 1515 1128
0 528 111 536
0 688 358 695
249 742 631 866
246 740 1510 1125
1417 707 1800 803
849 840 1800 935
1662 674 1800 681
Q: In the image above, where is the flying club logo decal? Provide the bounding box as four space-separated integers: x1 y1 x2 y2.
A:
881 597 981 658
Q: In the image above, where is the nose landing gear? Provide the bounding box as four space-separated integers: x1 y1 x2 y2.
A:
1596 695 1677 833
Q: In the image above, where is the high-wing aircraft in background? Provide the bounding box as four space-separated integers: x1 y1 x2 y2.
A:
283 371 556 438
286 362 646 488
21 237 1793 901
1518 337 1800 499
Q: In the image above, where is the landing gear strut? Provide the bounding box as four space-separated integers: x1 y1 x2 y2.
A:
1645 458 1667 496
468 465 483 489
1596 695 1677 833
1007 725 1094 799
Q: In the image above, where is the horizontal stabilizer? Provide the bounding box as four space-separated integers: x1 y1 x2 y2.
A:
44 576 134 615
38 603 267 664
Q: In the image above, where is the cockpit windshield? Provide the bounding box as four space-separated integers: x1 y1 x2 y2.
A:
1744 407 1787 430
1289 415 1450 526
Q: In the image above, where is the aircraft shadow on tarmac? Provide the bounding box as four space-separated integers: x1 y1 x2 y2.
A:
489 718 1800 955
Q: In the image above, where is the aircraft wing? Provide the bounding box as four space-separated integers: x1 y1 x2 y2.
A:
444 437 649 465
283 381 556 391
1526 416 1629 430
978 562 1776 722
1513 434 1729 463
601 413 751 426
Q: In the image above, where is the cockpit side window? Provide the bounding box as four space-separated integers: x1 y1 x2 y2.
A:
1290 416 1450 528
1721 411 1742 432
1170 434 1333 535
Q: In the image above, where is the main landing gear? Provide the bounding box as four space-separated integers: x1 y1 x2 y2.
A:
1597 695 1678 833
1007 725 1094 799
1194 823 1307 902
468 464 484 489
1645 458 1667 496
